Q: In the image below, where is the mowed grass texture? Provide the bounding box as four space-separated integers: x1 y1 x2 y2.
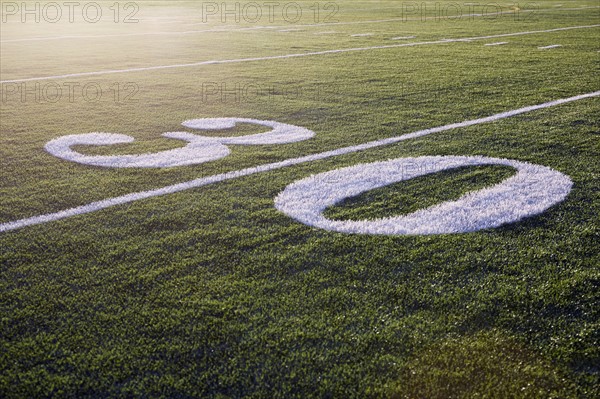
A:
1 1 599 397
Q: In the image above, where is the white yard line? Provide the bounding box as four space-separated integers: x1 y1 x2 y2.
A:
1 90 598 233
538 44 563 49
2 24 598 84
391 36 416 40
347 5 593 11
484 42 509 46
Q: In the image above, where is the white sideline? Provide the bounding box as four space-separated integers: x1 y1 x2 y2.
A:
1 90 598 233
1 24 599 84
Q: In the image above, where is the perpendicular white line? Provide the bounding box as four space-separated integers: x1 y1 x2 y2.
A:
1 90 598 233
1 24 598 84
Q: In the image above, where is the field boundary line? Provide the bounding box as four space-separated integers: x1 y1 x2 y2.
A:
1 90 598 233
1 24 599 84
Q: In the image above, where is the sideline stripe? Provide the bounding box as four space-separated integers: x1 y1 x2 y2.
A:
1 24 598 84
1 90 598 233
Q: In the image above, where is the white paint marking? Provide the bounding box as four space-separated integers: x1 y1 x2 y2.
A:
1 91 598 233
275 156 572 235
538 44 563 49
390 36 416 40
351 33 374 37
45 133 230 168
2 25 598 84
181 118 315 145
484 42 509 46
45 118 315 168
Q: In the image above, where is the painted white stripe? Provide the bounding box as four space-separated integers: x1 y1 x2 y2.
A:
391 36 416 40
484 42 509 46
538 44 563 49
348 5 596 12
442 38 473 42
1 90 598 233
351 33 374 37
2 25 598 84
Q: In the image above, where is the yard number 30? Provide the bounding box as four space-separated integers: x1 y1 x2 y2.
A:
45 118 572 235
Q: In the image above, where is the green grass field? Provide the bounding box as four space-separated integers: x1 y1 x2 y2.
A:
1 1 599 397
